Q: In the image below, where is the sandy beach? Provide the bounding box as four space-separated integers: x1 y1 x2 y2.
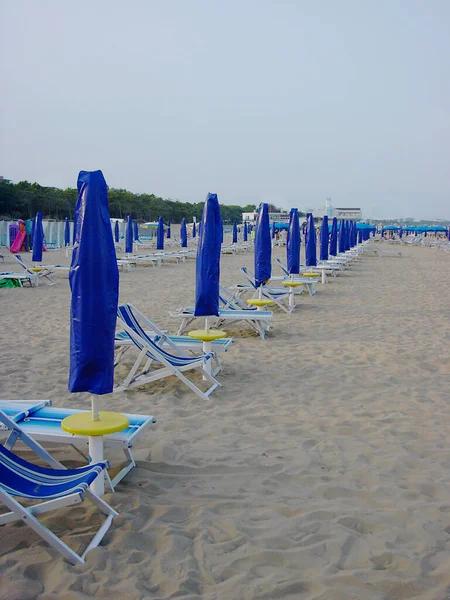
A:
1 240 450 600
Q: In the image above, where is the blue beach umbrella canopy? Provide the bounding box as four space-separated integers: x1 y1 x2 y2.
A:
68 170 119 396
114 220 119 243
192 221 196 238
305 213 317 267
338 220 346 253
358 229 363 244
125 215 133 253
272 222 276 239
194 193 222 317
243 221 248 241
64 217 71 247
286 208 300 275
32 212 44 262
157 216 164 250
180 218 188 247
133 220 139 241
345 221 351 251
320 216 329 261
329 217 338 256
232 220 238 243
254 203 272 287
167 220 171 239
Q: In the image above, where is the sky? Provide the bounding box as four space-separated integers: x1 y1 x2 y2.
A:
1 0 449 220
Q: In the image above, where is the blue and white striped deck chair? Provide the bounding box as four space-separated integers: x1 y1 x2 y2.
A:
232 266 293 314
14 254 56 285
115 304 221 400
115 304 233 377
0 409 117 565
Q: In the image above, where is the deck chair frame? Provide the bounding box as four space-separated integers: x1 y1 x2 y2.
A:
0 410 117 565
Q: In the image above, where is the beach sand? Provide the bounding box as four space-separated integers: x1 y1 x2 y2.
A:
1 240 450 600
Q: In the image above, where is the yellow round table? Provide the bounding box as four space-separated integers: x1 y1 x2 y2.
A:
246 298 273 311
62 411 129 496
187 329 226 378
281 280 304 311
301 272 321 278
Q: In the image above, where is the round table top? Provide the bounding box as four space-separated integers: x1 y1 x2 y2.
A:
301 273 321 278
281 280 304 287
61 411 130 436
187 329 227 341
246 298 274 307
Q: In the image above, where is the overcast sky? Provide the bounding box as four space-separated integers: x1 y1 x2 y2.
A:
1 0 449 219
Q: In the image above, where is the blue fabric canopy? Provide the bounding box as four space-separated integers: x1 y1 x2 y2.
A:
254 203 272 287
232 220 238 243
320 215 329 261
272 222 276 239
329 217 338 256
194 193 222 317
68 170 119 395
192 221 196 238
167 220 171 239
114 220 119 243
338 219 346 253
180 218 187 247
243 221 248 242
358 229 363 244
157 216 164 250
32 212 44 262
125 215 133 253
64 217 70 247
305 213 317 267
287 208 300 274
133 220 139 241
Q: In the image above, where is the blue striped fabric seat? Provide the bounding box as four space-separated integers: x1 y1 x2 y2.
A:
0 445 107 499
117 305 213 366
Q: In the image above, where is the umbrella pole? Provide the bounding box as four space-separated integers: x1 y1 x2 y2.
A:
89 394 104 495
203 317 211 379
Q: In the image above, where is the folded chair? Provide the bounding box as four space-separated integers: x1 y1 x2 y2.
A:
0 270 38 287
14 254 56 285
0 409 117 565
115 305 233 376
115 304 221 400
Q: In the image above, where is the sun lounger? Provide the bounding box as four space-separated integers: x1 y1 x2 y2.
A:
0 409 117 565
115 305 233 376
0 400 156 488
14 254 56 285
115 304 221 400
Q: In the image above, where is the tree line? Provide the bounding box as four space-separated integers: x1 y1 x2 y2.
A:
0 180 284 224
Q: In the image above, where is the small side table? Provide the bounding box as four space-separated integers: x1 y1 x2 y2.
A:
62 411 129 496
281 280 304 310
187 329 226 378
246 298 274 312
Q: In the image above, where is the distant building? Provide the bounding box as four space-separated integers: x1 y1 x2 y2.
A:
242 210 290 225
311 199 362 222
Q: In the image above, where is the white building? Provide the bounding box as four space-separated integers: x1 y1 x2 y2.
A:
242 211 291 225
311 199 362 221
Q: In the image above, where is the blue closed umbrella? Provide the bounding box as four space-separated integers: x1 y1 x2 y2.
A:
64 217 70 247
345 221 351 251
338 220 345 253
192 221 196 238
254 203 272 288
68 170 119 397
125 215 133 253
243 221 248 242
157 216 164 250
329 217 338 256
305 213 317 267
31 218 35 250
232 220 238 243
194 193 222 318
133 220 139 241
286 208 300 274
399 228 403 239
114 220 119 243
167 220 171 239
32 212 44 262
358 229 363 244
272 222 276 239
320 216 329 261
180 218 188 247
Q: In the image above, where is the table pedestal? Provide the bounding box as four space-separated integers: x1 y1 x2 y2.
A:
187 329 226 379
281 281 303 311
62 411 129 496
